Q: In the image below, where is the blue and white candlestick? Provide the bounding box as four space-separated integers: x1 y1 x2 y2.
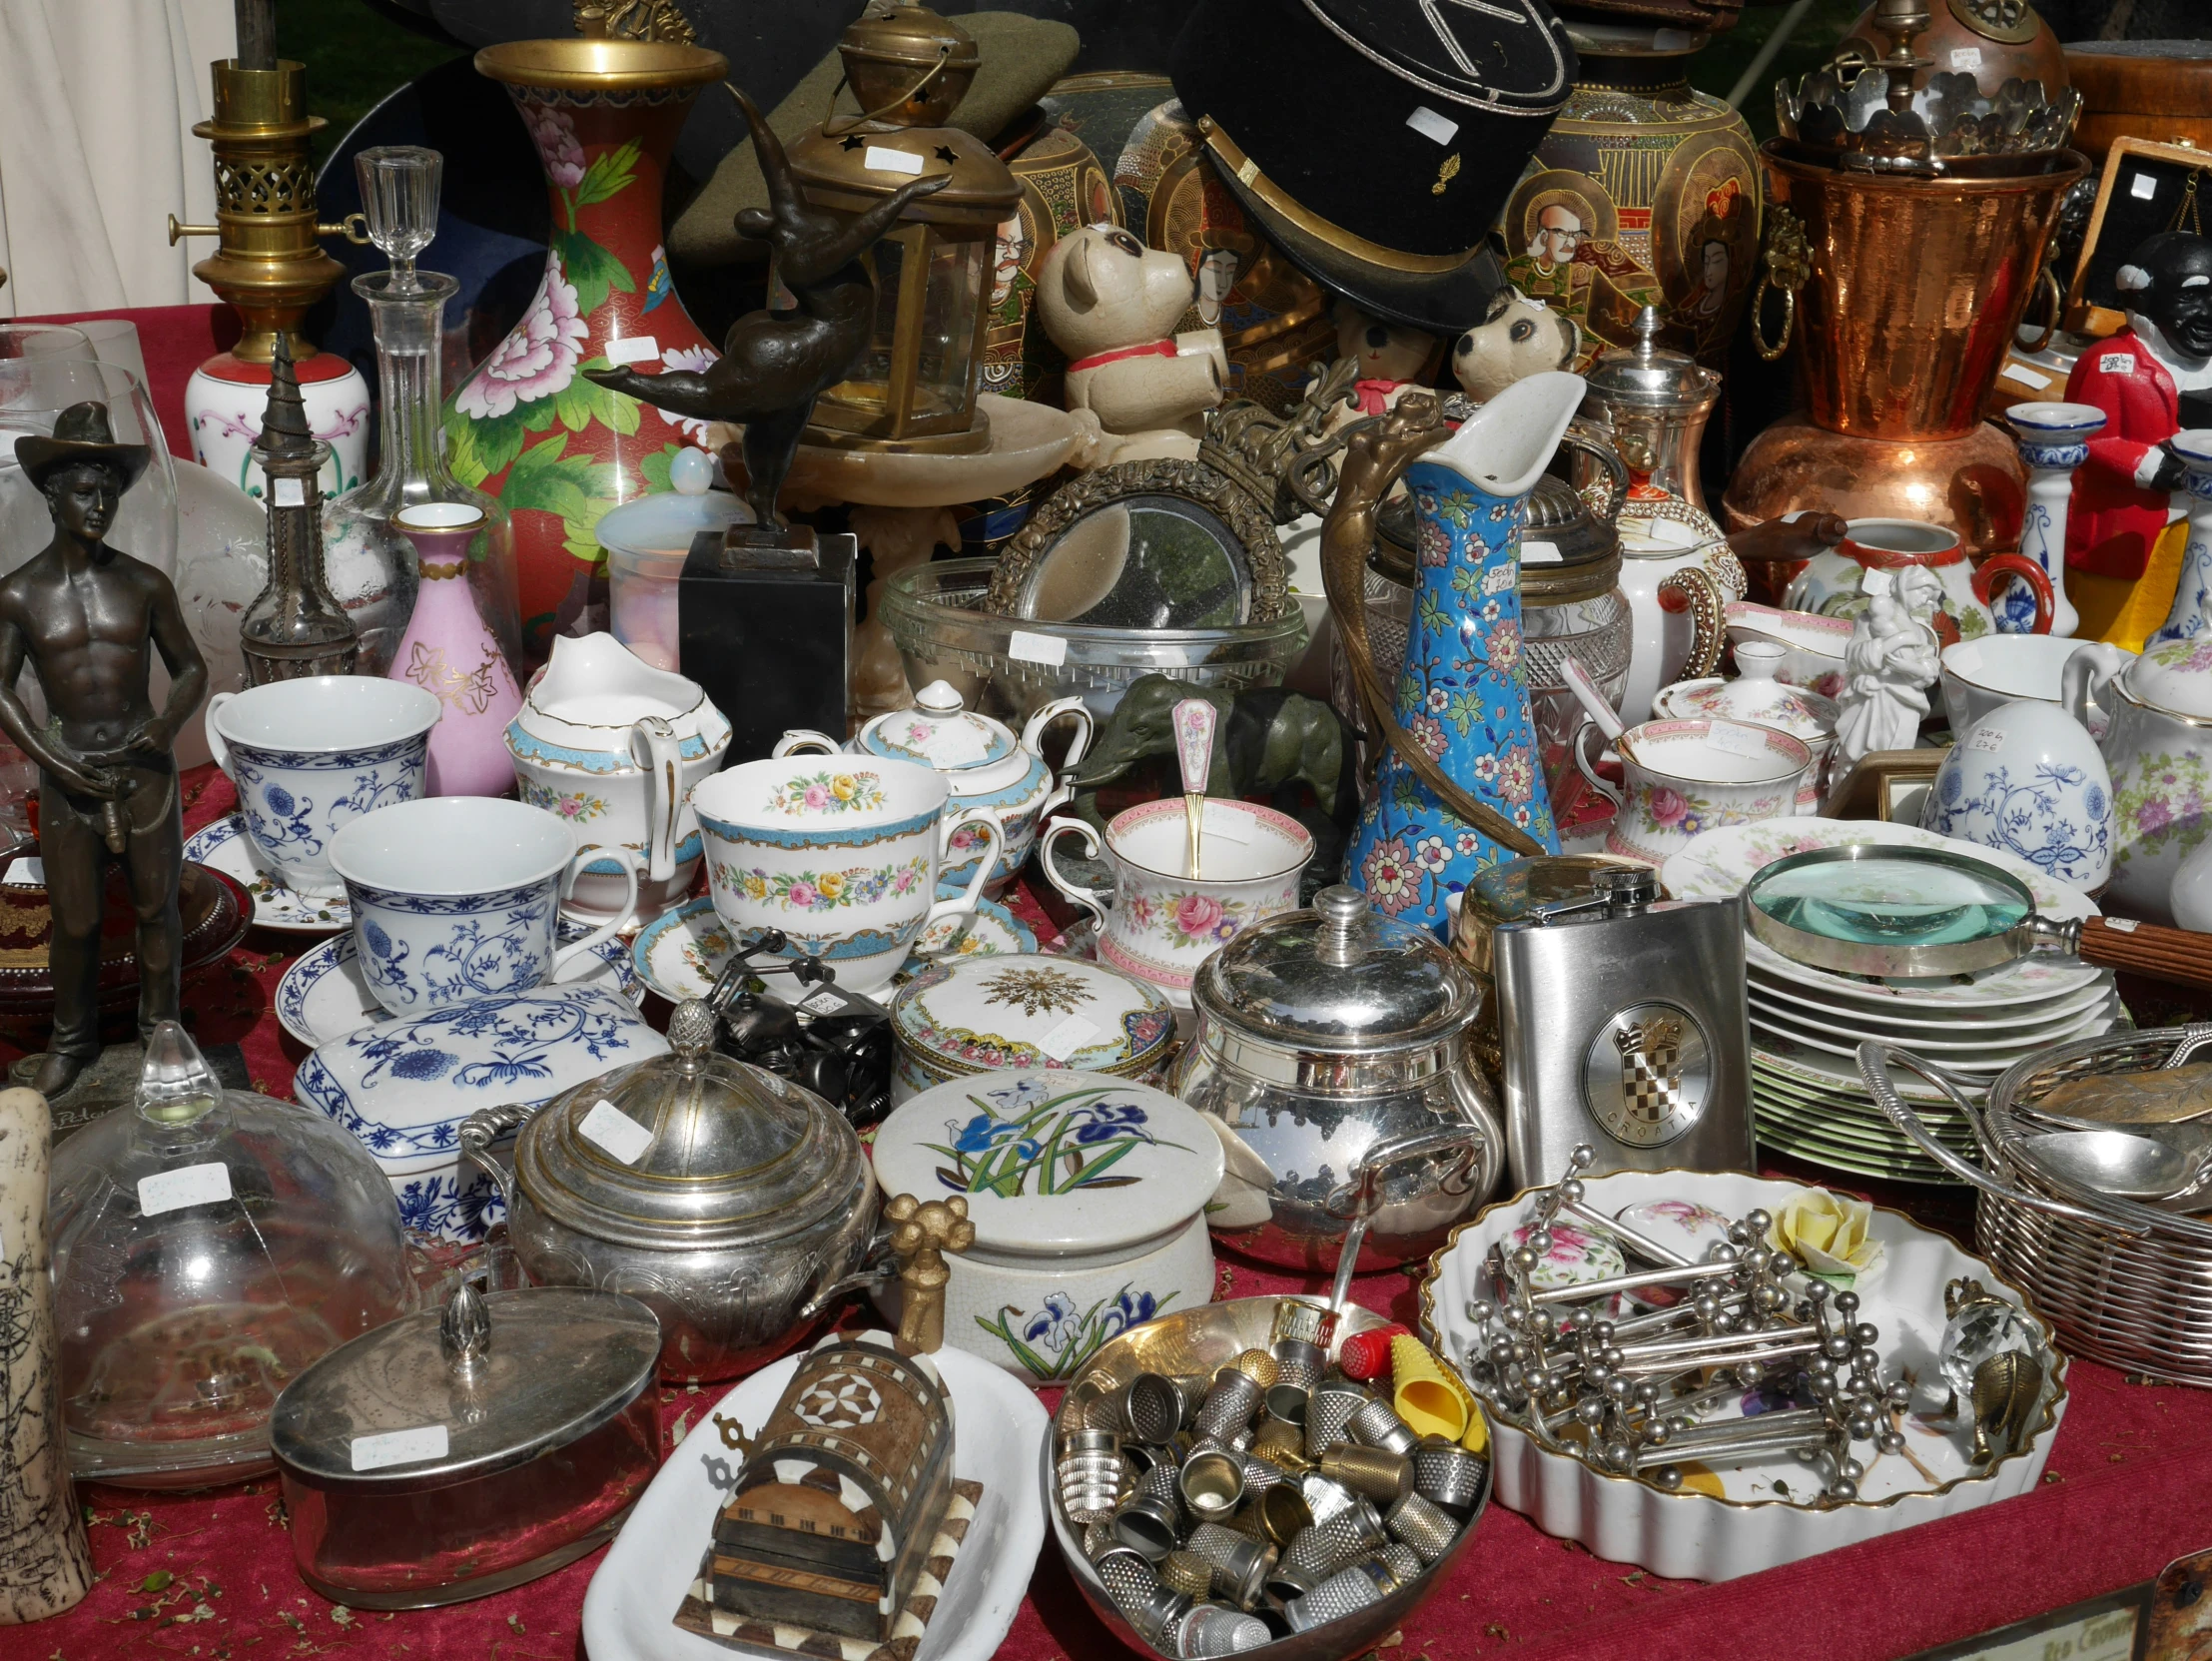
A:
2151 430 2212 649
2004 401 2105 641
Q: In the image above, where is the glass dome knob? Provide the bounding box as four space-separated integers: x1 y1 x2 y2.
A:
135 1019 223 1127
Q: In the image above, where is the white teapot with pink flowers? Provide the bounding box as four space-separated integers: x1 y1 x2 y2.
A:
2068 635 2212 923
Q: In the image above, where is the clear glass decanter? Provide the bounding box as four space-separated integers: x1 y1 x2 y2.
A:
324 147 522 674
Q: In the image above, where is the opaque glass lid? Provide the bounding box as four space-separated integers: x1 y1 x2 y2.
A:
890 955 1176 1077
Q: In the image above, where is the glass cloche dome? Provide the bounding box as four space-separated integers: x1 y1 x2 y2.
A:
47 1022 414 1487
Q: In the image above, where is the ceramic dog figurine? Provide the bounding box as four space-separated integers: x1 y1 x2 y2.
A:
1452 288 1579 405
1038 225 1227 465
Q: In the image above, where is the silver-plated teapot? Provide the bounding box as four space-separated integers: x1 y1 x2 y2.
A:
459 1000 878 1381
1169 886 1504 1270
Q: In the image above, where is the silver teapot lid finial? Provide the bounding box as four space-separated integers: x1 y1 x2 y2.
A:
669 999 718 1066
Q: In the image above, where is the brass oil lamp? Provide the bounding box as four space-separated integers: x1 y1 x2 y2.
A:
785 1 1022 454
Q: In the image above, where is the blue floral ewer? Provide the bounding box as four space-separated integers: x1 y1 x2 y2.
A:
1326 375 1587 934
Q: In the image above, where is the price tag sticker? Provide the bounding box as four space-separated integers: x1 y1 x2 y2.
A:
865 145 924 176
800 988 852 1018
1009 630 1069 667
4 856 42 886
579 1099 654 1166
1706 722 1771 758
929 722 989 765
2132 171 2160 201
1404 105 1459 146
138 1163 232 1218
271 476 307 508
1039 1015 1101 1061
605 335 660 366
2101 354 2136 375
1202 801 1254 843
1967 724 2007 752
351 1425 450 1472
2007 364 2051 390
1522 540 1563 565
1949 45 1982 71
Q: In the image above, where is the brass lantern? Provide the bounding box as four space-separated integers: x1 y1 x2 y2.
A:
786 1 1020 454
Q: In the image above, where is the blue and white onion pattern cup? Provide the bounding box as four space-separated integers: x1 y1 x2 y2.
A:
328 796 639 1017
691 756 1005 997
205 677 442 898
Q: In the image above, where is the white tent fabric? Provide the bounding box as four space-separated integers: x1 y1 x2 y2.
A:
0 0 235 315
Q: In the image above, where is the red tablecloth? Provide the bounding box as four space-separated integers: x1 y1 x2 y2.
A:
16 764 2212 1661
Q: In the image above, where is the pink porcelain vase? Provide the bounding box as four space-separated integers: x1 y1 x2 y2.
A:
390 504 524 796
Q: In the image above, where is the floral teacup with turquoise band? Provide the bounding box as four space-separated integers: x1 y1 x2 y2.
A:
692 756 1005 997
1041 798 1313 1008
328 796 638 1018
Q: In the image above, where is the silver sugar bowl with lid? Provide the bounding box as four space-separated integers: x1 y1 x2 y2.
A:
1169 886 1504 1270
458 1000 879 1382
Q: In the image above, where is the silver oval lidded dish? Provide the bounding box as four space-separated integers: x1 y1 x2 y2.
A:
888 953 1178 1104
271 1282 661 1609
1170 885 1505 1270
458 1000 879 1382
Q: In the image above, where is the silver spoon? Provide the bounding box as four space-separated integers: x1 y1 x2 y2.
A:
2017 1128 2210 1202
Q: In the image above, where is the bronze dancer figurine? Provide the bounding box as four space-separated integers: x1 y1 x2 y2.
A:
584 88 948 532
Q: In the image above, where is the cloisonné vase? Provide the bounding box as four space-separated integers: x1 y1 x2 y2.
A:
1346 373 1587 933
447 40 726 656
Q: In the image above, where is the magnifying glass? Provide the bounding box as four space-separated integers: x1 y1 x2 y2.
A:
1741 843 2212 990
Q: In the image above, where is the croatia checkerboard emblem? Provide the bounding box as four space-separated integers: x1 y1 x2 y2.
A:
1583 1001 1711 1148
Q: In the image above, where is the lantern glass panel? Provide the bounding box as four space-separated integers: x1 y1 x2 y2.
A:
913 235 985 428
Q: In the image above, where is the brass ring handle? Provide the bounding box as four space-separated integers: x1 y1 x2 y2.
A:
2018 263 2062 357
821 49 952 138
1750 274 1795 362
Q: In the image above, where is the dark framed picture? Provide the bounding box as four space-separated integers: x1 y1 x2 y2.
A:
2064 137 2212 337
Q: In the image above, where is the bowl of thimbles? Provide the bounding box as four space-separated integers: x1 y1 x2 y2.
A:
1045 1295 1492 1660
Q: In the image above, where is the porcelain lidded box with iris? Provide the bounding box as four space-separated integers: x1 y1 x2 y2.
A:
777 679 1093 893
887 953 1176 1105
871 1071 1222 1384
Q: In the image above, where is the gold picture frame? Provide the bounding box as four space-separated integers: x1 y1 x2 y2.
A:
2062 137 2212 339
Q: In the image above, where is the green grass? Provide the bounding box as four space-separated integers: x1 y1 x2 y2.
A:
277 0 463 167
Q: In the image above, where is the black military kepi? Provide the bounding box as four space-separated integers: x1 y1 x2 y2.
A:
1171 0 1576 335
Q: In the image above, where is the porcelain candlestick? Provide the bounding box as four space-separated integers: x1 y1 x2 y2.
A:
390 504 522 797
2005 402 2104 641
2149 431 2212 650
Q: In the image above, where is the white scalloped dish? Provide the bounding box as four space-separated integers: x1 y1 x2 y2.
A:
1418 1171 2066 1581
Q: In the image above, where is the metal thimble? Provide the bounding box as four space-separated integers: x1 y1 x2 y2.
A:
1300 1470 1362 1526
1178 1448 1247 1524
1059 1427 1129 1522
1346 1395 1419 1455
1084 1518 1118 1560
1264 1557 1318 1605
1126 1372 1193 1443
1192 1368 1263 1442
1284 1560 1391 1634
1185 1521 1277 1610
1256 1481 1316 1549
1269 1340 1324 1393
1084 1389 1131 1433
1379 1542 1424 1588
1095 1543 1160 1614
1320 1443 1414 1505
1231 1348 1281 1390
1280 1498 1386 1583
1412 1436 1489 1511
1161 1550 1215 1599
1251 1415 1310 1471
1176 1602 1271 1657
1113 1487 1183 1560
1306 1380 1373 1457
1385 1489 1461 1563
1131 1585 1195 1649
1271 1297 1332 1349
1235 1451 1287 1496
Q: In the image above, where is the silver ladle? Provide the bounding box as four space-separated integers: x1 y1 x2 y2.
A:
2014 1127 2212 1204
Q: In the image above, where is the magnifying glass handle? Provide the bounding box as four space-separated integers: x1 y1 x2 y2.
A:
2073 916 2212 992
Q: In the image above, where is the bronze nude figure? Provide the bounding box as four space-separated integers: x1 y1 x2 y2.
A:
583 87 947 532
0 404 208 1097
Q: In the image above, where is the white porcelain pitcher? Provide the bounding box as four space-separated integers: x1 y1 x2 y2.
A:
505 632 732 925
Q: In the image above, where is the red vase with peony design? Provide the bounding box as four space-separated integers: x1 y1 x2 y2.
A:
445 39 727 657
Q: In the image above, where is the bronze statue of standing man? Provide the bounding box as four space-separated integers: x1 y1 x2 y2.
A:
0 404 207 1097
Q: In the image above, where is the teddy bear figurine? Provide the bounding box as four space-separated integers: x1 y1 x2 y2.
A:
1451 287 1580 405
1332 301 1444 424
1036 225 1228 466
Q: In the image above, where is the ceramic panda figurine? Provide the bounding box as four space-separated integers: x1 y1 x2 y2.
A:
1452 288 1579 405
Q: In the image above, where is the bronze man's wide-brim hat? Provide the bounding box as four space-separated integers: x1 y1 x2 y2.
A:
17 401 152 494
1170 0 1577 335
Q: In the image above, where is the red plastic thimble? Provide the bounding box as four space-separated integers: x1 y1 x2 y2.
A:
1337 1323 1411 1382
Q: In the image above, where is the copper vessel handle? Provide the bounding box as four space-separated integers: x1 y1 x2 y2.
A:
1750 205 1810 364
2018 263 2063 358
1657 564 1727 682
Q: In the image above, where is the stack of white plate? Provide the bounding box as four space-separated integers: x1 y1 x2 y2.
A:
1661 819 2123 1183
